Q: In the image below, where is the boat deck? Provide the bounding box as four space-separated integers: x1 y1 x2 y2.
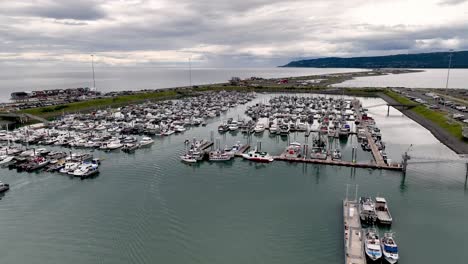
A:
376 211 392 224
343 200 365 264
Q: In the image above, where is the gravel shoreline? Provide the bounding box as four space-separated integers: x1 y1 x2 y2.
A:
379 93 468 155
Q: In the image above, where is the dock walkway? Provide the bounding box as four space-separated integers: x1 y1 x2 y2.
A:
273 156 402 171
234 144 250 157
353 99 388 167
343 199 365 264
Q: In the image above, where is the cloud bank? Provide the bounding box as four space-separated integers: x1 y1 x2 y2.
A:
1 0 467 67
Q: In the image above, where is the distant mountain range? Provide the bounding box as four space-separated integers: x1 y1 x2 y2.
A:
282 50 468 68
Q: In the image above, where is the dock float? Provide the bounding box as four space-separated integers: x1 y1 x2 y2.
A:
199 141 214 150
343 199 365 264
272 156 403 171
234 144 251 157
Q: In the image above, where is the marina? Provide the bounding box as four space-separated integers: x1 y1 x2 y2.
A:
0 92 467 264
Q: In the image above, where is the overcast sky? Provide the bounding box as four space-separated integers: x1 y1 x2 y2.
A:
1 0 467 67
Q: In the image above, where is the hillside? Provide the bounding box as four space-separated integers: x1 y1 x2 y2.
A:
283 51 468 68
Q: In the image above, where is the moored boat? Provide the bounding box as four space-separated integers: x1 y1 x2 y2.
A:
364 228 383 262
241 149 274 163
360 197 378 224
375 197 393 225
381 232 399 264
0 181 10 193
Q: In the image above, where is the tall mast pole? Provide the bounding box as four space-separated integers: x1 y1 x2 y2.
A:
189 57 192 88
91 54 96 91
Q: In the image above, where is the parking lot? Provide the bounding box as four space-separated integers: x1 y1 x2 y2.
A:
392 88 468 124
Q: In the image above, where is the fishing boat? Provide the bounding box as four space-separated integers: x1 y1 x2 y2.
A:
381 232 399 264
218 123 229 133
72 163 99 178
228 121 239 131
279 124 290 136
0 181 9 193
269 123 278 135
0 156 15 166
139 137 154 147
241 149 274 163
162 129 175 136
209 150 233 161
360 197 378 224
283 142 302 158
175 125 186 132
254 124 265 133
310 146 327 160
339 123 351 138
332 149 342 160
122 143 139 153
364 228 383 262
375 197 393 225
180 154 197 163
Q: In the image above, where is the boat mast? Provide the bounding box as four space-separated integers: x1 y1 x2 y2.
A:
91 54 96 92
189 57 192 89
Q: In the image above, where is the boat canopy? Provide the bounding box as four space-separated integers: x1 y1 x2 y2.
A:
384 245 398 253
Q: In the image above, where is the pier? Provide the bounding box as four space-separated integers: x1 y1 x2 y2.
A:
343 199 365 264
234 144 251 157
199 141 214 150
273 155 402 171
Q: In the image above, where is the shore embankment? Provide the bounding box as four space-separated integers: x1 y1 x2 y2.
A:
379 92 468 154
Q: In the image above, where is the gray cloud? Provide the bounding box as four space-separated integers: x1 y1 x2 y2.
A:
0 0 467 67
439 0 468 5
3 0 106 21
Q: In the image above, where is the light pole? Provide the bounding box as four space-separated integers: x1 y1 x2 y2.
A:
91 54 96 91
444 50 453 110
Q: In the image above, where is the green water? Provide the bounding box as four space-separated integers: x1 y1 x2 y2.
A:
0 94 466 263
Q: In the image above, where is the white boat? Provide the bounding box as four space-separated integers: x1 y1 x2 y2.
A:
254 124 265 133
162 129 175 136
269 123 278 134
106 141 123 150
381 232 399 264
180 154 197 163
139 137 154 147
19 149 35 157
241 149 274 163
310 147 327 160
209 150 233 161
283 142 302 158
364 229 383 262
59 162 80 174
175 125 186 132
228 123 239 131
72 163 99 178
332 149 342 160
0 156 14 166
0 181 9 192
375 197 393 225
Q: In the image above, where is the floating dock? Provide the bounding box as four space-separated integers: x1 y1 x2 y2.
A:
199 141 214 150
234 144 251 157
343 199 365 264
273 156 402 171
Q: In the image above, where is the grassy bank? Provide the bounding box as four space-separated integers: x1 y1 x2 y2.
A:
384 90 463 139
20 90 180 119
